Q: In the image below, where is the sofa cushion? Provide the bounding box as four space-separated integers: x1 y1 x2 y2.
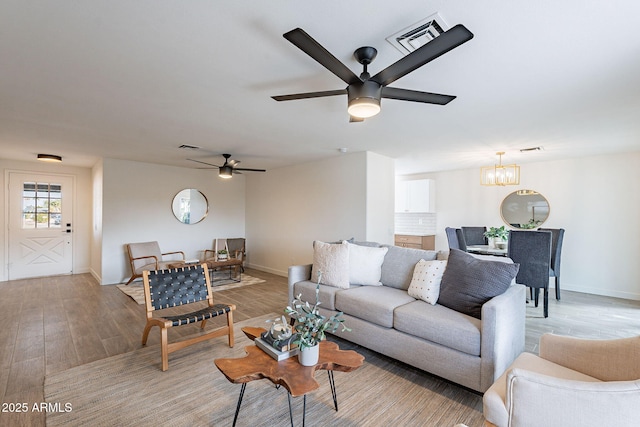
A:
335 286 415 328
347 242 388 286
380 245 438 290
311 240 350 289
438 249 519 319
407 259 447 305
292 280 349 311
394 300 481 356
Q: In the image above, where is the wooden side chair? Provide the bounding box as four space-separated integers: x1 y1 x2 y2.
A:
125 241 185 285
226 237 246 272
141 263 235 371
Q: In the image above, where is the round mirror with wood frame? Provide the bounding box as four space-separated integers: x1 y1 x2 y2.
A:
500 190 550 229
172 189 208 224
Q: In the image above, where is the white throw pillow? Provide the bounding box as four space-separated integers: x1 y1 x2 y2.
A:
408 259 448 305
311 241 350 289
346 242 388 286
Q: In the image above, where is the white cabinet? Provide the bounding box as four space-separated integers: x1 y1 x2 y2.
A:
395 179 434 213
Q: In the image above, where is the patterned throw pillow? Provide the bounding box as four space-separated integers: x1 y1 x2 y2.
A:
311 241 350 289
407 259 448 305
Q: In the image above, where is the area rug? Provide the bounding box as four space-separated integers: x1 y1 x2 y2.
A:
116 273 266 304
44 314 483 427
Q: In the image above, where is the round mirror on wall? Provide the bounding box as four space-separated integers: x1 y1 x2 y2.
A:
500 190 550 229
172 189 208 224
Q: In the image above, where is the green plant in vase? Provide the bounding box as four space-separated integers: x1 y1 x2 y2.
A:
484 226 509 248
285 271 350 365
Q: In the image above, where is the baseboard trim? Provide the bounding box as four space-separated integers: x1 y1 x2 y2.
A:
246 263 287 277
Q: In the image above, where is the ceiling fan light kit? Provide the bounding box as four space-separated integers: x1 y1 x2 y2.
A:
480 152 521 186
347 80 382 118
272 24 473 121
219 165 233 179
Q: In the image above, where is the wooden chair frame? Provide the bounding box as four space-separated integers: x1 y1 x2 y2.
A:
141 263 235 371
126 241 185 285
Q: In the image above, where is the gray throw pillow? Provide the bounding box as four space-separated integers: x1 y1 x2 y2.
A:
438 249 519 319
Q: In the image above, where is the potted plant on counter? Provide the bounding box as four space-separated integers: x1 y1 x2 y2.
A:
484 226 509 249
285 273 351 366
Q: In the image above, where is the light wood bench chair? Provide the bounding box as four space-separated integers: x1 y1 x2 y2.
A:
141 263 235 371
125 241 185 285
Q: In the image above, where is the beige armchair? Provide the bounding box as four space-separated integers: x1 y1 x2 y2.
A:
125 241 185 285
483 333 640 427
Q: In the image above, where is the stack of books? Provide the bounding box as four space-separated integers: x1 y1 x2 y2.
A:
255 331 299 361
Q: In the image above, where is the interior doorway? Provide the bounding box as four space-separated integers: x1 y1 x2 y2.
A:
7 172 74 280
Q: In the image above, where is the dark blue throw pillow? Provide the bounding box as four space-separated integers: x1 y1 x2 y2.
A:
438 249 519 319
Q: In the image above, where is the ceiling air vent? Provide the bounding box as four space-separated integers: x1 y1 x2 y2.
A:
386 13 449 55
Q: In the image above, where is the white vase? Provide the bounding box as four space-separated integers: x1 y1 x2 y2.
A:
298 343 319 366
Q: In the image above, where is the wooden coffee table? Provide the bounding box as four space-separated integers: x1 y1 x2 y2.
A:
215 327 364 427
206 258 243 283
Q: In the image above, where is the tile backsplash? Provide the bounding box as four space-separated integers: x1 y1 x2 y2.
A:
395 212 437 235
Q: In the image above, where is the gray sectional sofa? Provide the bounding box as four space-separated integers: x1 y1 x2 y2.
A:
288 243 526 393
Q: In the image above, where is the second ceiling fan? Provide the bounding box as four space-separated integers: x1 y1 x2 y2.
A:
188 154 266 179
272 24 473 121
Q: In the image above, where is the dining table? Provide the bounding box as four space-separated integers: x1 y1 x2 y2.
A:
466 245 508 257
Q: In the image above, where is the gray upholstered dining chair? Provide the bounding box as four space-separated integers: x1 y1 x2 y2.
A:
538 228 565 300
461 226 488 246
507 230 552 317
445 227 467 251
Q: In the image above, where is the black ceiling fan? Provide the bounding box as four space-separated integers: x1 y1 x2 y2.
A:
272 24 473 121
187 154 266 179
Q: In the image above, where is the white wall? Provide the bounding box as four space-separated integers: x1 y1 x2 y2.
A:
245 151 383 276
405 151 640 300
99 158 246 284
0 159 92 281
366 151 395 245
90 160 103 282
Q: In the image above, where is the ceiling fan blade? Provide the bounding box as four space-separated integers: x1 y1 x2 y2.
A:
272 89 347 101
349 115 365 123
228 159 239 167
187 158 221 168
283 28 362 85
381 87 456 105
372 24 474 86
234 168 266 172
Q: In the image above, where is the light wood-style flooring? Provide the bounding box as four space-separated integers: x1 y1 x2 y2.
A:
0 269 638 426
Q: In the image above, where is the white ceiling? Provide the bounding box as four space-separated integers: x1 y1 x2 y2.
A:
1 1 639 175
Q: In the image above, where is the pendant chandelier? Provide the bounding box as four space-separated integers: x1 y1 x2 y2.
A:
480 152 520 186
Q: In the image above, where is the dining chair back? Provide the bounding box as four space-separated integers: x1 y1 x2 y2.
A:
461 226 488 246
507 230 552 317
538 228 565 300
445 227 467 251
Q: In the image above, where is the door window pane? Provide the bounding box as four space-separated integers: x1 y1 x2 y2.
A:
22 182 62 229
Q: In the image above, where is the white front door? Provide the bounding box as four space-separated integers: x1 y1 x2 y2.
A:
7 172 74 280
